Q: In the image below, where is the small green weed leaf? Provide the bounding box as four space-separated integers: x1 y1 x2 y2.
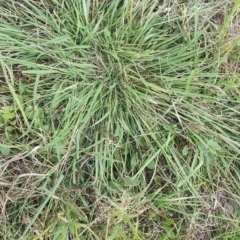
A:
147 160 156 169
41 125 49 131
205 152 215 166
148 211 157 219
109 181 121 191
107 225 125 240
198 142 207 152
2 112 15 121
0 115 4 124
25 106 34 120
123 177 140 187
34 107 45 127
1 105 15 122
155 198 166 208
18 81 25 94
35 94 41 100
182 146 188 156
162 224 176 239
164 218 174 226
0 145 10 155
6 125 15 132
160 233 168 240
54 145 68 155
131 155 138 168
207 139 221 151
148 211 161 222
10 119 16 125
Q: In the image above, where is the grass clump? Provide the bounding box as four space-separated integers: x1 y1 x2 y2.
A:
0 0 240 239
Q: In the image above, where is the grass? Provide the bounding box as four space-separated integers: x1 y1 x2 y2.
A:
0 0 240 239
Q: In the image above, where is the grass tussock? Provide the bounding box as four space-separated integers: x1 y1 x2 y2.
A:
0 0 240 239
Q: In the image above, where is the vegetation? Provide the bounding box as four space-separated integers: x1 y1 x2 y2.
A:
0 0 240 239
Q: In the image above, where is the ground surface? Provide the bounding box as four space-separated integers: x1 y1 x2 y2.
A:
0 0 240 239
